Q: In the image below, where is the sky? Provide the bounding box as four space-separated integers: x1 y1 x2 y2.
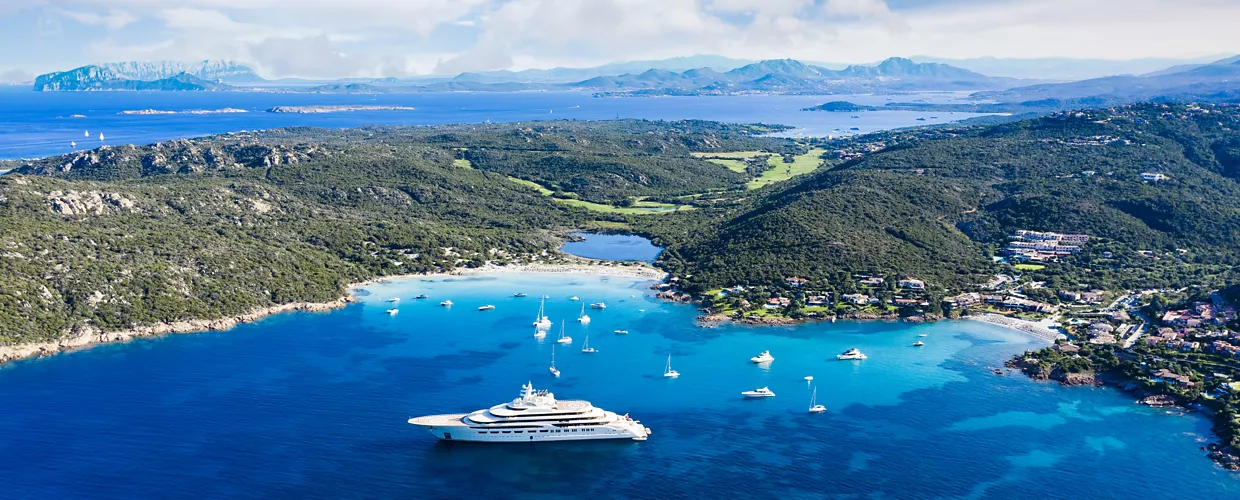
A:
2 0 1239 80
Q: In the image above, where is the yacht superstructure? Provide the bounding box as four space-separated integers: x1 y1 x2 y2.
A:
408 382 651 442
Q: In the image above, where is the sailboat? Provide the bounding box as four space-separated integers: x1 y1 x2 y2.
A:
70 141 76 148
808 386 826 413
84 130 89 137
581 334 597 353
532 298 552 329
556 321 573 344
577 303 591 324
663 354 680 378
549 344 560 377
533 328 547 339
99 133 105 141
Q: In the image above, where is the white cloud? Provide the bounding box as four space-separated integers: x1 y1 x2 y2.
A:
56 9 138 30
8 0 1240 77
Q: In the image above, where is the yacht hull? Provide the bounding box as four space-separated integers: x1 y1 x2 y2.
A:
408 415 649 442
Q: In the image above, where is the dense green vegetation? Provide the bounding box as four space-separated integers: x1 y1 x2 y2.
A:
646 103 1240 297
9 103 1240 346
2 120 790 344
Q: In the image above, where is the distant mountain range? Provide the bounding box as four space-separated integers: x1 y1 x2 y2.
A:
907 55 1234 81
973 55 1240 104
33 60 257 91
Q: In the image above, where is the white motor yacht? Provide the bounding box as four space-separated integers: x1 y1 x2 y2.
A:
386 308 399 315
837 348 868 360
408 383 651 442
590 302 607 309
742 387 776 398
440 300 453 307
750 350 775 363
913 341 924 347
479 305 496 311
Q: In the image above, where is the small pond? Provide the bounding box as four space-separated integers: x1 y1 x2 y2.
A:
559 232 663 263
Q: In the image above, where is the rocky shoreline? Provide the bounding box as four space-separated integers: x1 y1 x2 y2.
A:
0 297 354 366
1006 354 1240 471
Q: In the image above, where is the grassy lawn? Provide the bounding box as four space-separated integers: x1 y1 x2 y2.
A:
453 159 473 169
506 177 692 214
507 177 554 195
746 148 828 190
692 151 766 173
1015 264 1047 271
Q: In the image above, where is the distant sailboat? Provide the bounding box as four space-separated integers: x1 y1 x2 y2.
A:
532 298 552 329
70 141 76 148
533 328 547 339
550 344 560 377
556 322 572 344
577 303 590 324
808 386 826 413
84 130 89 137
663 354 679 378
98 133 104 141
581 334 596 353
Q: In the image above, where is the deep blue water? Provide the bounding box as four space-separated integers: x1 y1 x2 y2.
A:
561 233 663 263
0 90 991 159
1 273 1237 499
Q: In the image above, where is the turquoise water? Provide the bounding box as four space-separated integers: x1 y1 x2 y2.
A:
561 233 663 263
1 273 1237 499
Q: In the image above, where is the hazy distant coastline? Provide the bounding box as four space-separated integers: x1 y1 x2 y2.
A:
266 105 416 114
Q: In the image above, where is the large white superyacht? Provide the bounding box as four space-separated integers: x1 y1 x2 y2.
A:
408 382 651 442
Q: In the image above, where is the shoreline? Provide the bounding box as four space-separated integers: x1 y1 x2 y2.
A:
0 260 667 366
963 313 1064 343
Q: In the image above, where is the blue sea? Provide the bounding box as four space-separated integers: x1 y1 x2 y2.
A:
561 233 663 263
0 89 991 159
1 271 1237 499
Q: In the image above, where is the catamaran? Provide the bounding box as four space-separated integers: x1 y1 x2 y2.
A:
532 298 552 329
581 335 597 353
556 322 573 344
663 354 680 378
577 303 591 324
808 386 826 413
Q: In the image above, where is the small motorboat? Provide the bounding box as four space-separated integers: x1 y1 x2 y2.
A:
569 296 580 301
837 348 867 360
913 341 925 347
742 387 776 398
414 294 428 299
750 350 774 363
440 300 453 307
804 376 814 382
918 333 928 337
386 308 399 315
513 293 528 297
614 330 629 335
590 302 606 309
479 305 495 311
387 297 400 303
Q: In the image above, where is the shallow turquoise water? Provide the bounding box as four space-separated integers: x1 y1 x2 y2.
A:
1 273 1236 499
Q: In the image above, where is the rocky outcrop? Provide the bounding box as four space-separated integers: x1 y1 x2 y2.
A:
45 190 137 216
1138 394 1179 407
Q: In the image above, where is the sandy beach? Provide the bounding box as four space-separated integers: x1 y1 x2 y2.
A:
965 313 1065 343
0 260 667 366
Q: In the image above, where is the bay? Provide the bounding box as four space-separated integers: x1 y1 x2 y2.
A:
0 89 991 160
0 273 1236 499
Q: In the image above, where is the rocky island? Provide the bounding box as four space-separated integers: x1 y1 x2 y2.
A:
265 105 416 114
